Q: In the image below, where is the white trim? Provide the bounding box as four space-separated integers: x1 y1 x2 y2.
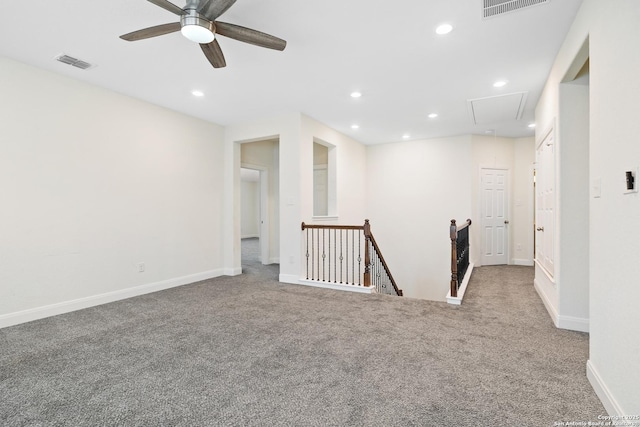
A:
512 258 534 266
587 360 624 416
534 276 559 327
0 269 224 329
558 314 589 333
446 263 475 305
241 162 271 266
311 216 339 221
535 258 555 285
224 267 242 276
297 279 375 294
241 234 259 239
268 257 280 264
279 274 299 284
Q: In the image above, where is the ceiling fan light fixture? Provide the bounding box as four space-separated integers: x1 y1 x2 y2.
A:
180 13 215 44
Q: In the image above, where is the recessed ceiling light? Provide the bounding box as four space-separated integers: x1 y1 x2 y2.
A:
351 124 360 129
402 134 411 139
428 113 438 119
485 129 495 134
350 92 362 98
436 24 453 35
192 90 204 97
528 123 536 128
493 80 507 88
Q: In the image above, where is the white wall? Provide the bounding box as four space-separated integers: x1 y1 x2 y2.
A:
366 136 473 301
241 178 259 238
223 113 301 281
224 113 368 283
366 134 534 301
470 134 535 267
558 77 590 328
301 115 367 225
535 0 640 414
0 57 225 326
512 137 536 265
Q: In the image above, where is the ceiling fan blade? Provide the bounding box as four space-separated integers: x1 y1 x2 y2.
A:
197 0 237 21
215 22 287 51
201 40 227 68
120 22 181 41
147 0 185 15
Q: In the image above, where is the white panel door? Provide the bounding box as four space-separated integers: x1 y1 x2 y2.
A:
535 132 555 277
481 168 509 265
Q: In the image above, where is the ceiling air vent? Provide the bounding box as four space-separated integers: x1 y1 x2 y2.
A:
54 54 94 70
483 0 549 18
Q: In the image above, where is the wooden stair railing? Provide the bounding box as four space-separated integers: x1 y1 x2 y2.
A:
450 219 472 298
301 219 402 296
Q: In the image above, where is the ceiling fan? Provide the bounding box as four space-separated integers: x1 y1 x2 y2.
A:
120 0 287 69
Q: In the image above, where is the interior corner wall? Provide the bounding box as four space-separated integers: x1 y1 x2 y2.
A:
240 179 259 238
535 0 640 414
0 56 225 326
223 113 301 283
470 134 522 267
513 137 536 266
366 136 473 301
558 80 590 328
300 114 367 224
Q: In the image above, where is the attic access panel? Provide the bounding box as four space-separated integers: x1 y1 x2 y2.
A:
467 92 528 125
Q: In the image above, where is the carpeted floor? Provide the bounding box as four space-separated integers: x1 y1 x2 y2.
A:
0 241 605 426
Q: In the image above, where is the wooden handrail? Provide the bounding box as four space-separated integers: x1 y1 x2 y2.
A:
301 222 364 231
456 219 472 232
450 219 472 298
367 231 403 296
301 219 402 296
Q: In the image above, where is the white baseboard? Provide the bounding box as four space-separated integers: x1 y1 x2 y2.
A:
587 360 624 416
224 267 242 276
534 277 559 327
512 258 534 266
268 257 280 264
0 269 224 329
297 279 374 294
447 263 474 305
533 277 589 332
279 274 299 284
278 275 375 294
558 314 589 333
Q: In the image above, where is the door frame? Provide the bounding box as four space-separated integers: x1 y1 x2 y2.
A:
241 162 270 265
479 167 511 266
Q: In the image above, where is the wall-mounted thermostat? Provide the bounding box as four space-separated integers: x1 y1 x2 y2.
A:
624 167 638 194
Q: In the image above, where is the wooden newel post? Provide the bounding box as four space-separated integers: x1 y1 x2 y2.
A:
363 219 371 288
450 219 458 298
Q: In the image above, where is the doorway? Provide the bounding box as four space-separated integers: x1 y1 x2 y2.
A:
481 168 510 265
240 138 280 276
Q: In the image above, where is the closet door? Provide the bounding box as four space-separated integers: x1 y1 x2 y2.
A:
536 130 555 277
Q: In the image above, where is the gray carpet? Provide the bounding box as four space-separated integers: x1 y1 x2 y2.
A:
1 244 605 426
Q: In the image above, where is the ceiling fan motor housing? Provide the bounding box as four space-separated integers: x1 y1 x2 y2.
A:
180 9 216 43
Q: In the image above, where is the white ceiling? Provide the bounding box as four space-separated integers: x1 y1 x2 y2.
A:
0 0 583 145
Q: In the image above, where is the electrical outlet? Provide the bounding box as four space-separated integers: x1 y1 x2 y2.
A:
137 262 145 272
